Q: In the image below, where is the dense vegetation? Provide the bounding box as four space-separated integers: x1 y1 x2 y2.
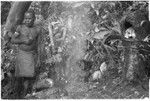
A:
1 1 149 99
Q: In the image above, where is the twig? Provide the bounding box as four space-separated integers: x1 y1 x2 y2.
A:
48 21 55 52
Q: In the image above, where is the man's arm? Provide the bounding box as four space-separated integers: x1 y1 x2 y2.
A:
23 27 40 45
11 34 26 44
10 25 25 44
11 26 39 45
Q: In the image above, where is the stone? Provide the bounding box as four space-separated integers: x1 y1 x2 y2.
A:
33 78 54 90
92 70 102 80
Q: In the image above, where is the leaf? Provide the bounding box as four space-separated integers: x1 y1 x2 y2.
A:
99 62 107 73
33 78 54 90
92 70 102 80
72 2 85 8
1 69 5 81
45 57 53 64
93 30 110 39
55 54 62 62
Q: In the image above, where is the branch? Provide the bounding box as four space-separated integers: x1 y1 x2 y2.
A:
48 21 55 51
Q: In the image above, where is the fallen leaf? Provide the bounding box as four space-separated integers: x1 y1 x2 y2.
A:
100 62 107 74
92 70 102 80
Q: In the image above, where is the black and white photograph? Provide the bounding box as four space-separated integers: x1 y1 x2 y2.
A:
1 0 150 99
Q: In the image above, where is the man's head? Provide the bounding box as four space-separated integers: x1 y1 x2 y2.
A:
23 10 35 27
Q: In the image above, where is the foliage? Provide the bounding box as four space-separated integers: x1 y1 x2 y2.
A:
1 1 149 99
1 1 11 24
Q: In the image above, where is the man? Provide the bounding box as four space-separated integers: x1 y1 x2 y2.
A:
10 10 40 98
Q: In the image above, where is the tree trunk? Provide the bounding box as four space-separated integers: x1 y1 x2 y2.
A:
5 2 31 33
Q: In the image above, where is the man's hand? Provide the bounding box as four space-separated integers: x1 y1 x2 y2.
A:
14 32 20 37
4 30 12 40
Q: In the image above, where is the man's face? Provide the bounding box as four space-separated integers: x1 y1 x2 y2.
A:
24 13 35 27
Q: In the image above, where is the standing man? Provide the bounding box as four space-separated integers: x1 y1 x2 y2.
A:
10 9 40 98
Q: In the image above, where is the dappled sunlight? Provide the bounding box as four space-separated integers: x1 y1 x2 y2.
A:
1 1 149 99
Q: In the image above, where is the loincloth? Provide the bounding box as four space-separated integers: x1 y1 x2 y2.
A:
15 50 37 77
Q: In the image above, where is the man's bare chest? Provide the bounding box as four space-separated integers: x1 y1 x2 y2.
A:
19 25 36 39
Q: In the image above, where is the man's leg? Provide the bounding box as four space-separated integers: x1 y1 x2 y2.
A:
15 77 24 99
23 77 35 96
22 78 29 98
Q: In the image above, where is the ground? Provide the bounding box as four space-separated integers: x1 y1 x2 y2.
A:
25 61 149 99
